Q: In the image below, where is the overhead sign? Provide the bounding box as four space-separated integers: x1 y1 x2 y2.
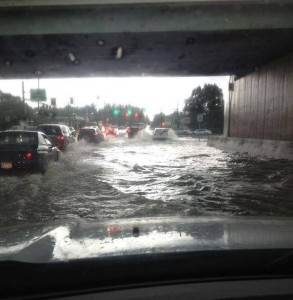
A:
30 89 47 102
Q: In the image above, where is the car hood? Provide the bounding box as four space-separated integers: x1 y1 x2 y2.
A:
1 216 293 263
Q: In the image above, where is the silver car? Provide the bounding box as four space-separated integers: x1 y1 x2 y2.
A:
192 129 212 136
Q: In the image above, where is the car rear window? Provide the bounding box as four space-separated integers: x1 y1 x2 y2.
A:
38 126 62 136
79 129 95 136
155 129 168 133
0 132 37 145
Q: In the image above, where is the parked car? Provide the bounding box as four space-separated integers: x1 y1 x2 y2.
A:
77 127 104 144
176 128 192 136
37 124 74 151
0 130 60 174
192 129 212 136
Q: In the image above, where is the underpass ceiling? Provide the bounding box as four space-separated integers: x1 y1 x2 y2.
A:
0 2 293 78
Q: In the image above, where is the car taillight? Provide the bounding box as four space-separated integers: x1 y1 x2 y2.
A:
25 152 32 159
56 135 65 140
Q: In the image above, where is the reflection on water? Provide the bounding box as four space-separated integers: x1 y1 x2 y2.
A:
0 135 292 227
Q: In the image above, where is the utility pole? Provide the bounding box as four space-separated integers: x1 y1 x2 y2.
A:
37 78 40 115
22 81 27 124
68 98 74 126
177 101 180 129
68 100 71 126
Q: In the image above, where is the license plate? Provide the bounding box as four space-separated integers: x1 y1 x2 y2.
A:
1 162 12 169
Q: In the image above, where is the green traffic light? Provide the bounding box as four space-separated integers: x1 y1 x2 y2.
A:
127 108 132 116
113 107 119 116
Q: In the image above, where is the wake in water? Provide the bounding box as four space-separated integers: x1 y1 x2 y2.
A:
130 128 179 141
1 136 293 228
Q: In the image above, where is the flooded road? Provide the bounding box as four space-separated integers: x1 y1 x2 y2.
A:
0 133 293 227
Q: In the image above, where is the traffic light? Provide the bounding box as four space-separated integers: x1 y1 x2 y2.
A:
127 108 132 116
134 111 139 119
113 107 119 116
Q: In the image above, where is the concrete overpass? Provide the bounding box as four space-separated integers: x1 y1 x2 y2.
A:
0 0 292 158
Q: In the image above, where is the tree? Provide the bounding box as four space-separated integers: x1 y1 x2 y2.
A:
0 90 34 130
183 83 224 133
37 104 57 124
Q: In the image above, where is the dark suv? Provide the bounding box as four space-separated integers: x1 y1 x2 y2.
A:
37 124 74 151
78 127 104 144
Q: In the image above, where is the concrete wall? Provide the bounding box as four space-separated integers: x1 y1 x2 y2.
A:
225 52 293 141
208 136 293 160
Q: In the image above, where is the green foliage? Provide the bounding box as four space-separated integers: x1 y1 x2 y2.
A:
37 104 57 124
183 84 224 133
0 90 34 130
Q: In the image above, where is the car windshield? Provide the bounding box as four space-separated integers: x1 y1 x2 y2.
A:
0 132 37 145
0 1 292 267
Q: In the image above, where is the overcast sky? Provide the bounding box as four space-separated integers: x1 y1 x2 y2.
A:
0 76 229 120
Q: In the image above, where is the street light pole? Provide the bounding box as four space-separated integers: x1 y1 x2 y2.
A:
34 78 41 124
37 78 40 122
22 81 27 124
68 99 71 127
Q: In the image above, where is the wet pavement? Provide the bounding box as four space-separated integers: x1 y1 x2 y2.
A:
0 131 293 227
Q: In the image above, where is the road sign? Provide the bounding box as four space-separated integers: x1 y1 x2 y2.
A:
197 114 204 122
30 89 46 102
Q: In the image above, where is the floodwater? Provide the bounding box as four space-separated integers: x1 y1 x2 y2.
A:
0 131 293 227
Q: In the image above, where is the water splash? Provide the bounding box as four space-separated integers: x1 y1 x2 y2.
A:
0 137 293 227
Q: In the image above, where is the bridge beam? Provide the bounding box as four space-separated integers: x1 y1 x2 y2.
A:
0 1 293 78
